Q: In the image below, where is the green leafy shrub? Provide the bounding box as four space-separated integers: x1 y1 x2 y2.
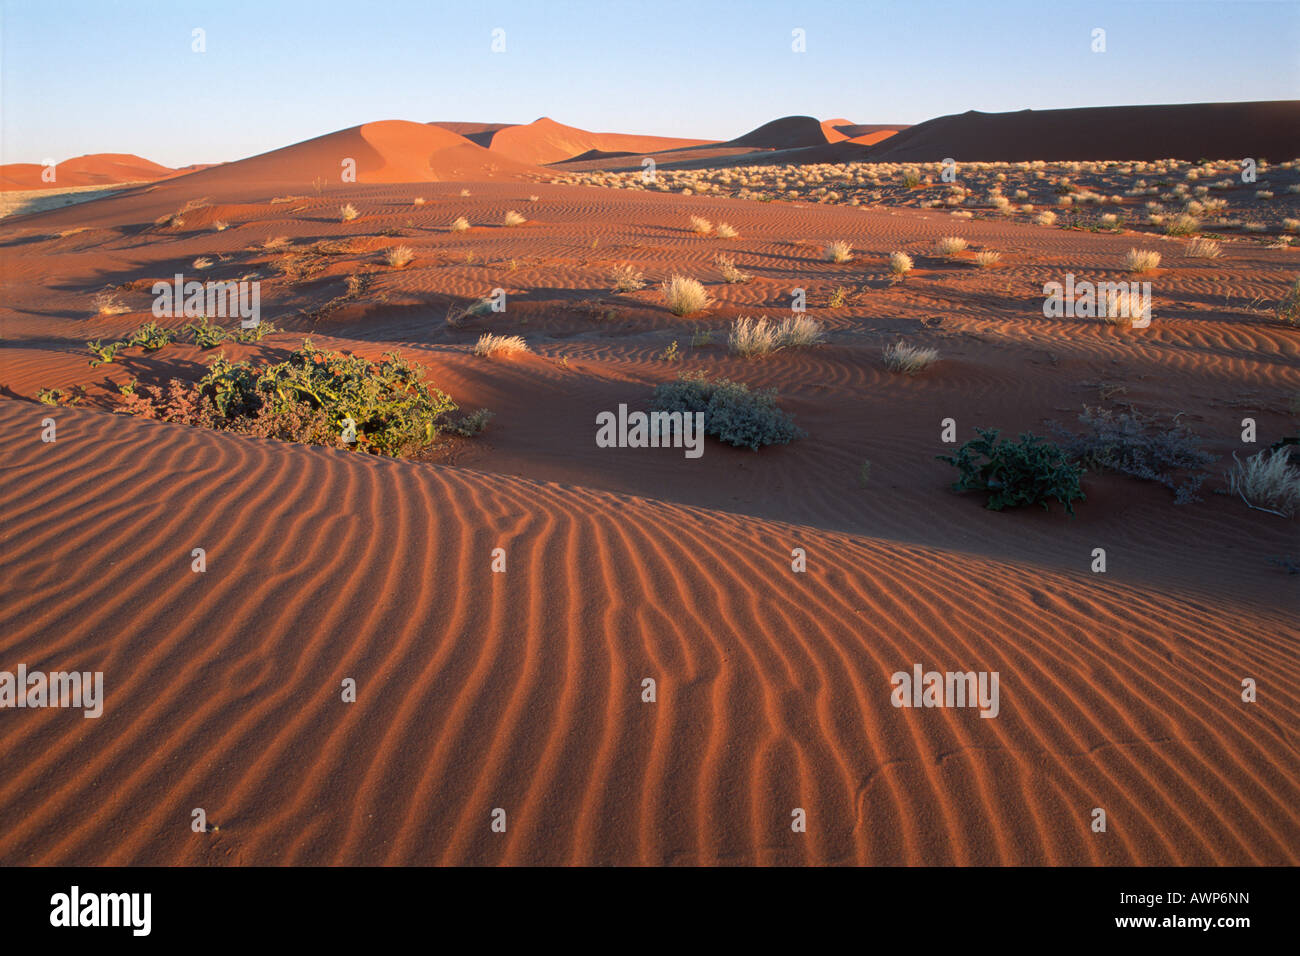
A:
231 320 276 343
118 342 458 457
126 321 177 351
938 428 1085 514
186 316 228 349
651 371 804 451
87 339 123 367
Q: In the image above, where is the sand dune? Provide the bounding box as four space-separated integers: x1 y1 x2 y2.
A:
166 121 547 188
472 117 713 166
868 101 1300 162
0 153 173 190
0 403 1295 865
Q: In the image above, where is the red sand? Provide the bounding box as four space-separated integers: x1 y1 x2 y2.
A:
476 117 713 166
0 153 174 190
0 115 1297 865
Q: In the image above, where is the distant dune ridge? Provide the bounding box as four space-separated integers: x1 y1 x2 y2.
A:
5 101 1294 193
867 101 1300 163
0 153 174 190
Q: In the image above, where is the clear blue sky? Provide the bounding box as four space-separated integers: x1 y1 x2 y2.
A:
3 0 1297 167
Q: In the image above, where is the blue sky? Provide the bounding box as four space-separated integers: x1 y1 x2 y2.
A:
2 0 1297 167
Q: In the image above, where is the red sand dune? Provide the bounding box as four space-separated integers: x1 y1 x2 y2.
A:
0 153 173 191
726 115 842 149
867 101 1300 162
170 120 547 188
475 117 713 166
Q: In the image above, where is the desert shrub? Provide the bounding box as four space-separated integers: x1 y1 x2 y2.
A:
474 333 529 357
449 216 470 232
934 236 968 256
340 203 360 222
384 245 415 267
1184 238 1221 258
86 339 123 367
660 274 713 315
119 343 456 457
1034 210 1057 226
688 216 713 235
824 240 853 263
610 264 646 292
974 250 1001 267
882 341 939 374
93 291 129 316
445 408 495 436
938 428 1085 514
889 251 913 275
1164 213 1200 236
1052 406 1215 503
127 321 177 351
728 315 824 357
651 372 804 451
503 210 527 226
828 286 849 307
1276 277 1300 327
1227 448 1300 516
230 320 277 343
1124 248 1161 273
716 255 751 283
716 222 739 239
36 388 81 406
185 315 228 349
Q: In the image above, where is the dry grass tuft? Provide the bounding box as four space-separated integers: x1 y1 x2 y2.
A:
340 203 360 222
824 240 853 263
1124 248 1161 273
610 263 646 292
384 245 415 268
889 251 913 275
728 314 825 357
882 341 940 374
474 333 530 357
660 274 714 315
503 209 527 226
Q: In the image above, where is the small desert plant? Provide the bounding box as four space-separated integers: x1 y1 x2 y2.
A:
340 203 360 222
86 339 123 367
1275 277 1300 326
728 315 825 357
938 428 1085 515
889 251 914 275
828 286 849 308
882 341 939 374
1053 406 1215 504
660 274 713 315
503 209 527 226
384 245 415 268
36 388 82 406
449 216 471 232
610 263 646 292
446 297 496 327
413 197 427 206
688 215 713 235
1164 213 1200 236
473 333 529 357
715 222 739 239
934 236 968 256
193 256 214 270
93 291 129 316
974 250 1001 268
716 255 751 283
902 171 922 188
230 319 277 343
213 220 229 231
127 321 177 351
658 340 681 362
651 371 804 450
1184 237 1221 258
1034 210 1058 226
824 240 853 263
1227 448 1300 516
186 315 228 349
459 188 471 197
445 407 494 436
1098 287 1150 326
1124 248 1161 273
